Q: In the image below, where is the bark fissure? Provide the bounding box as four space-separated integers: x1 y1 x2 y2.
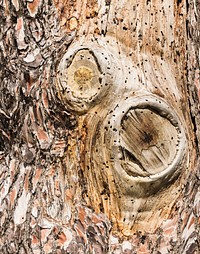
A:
0 0 199 253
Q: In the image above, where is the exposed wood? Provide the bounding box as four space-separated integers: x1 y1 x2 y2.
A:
0 0 199 253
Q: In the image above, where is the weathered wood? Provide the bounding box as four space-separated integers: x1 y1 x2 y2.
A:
0 0 199 253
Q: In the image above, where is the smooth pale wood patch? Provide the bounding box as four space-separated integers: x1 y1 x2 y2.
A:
67 50 101 99
0 0 198 251
120 108 179 176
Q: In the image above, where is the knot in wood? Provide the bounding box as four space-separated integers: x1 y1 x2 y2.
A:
74 66 93 86
106 95 187 196
56 40 116 114
120 107 179 176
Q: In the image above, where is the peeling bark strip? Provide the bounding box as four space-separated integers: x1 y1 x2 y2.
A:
0 0 199 253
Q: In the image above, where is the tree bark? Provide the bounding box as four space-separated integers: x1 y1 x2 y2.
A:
0 0 199 253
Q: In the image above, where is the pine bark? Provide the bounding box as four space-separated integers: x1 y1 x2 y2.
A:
0 0 199 253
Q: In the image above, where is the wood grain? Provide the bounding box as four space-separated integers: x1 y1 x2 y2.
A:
0 0 199 252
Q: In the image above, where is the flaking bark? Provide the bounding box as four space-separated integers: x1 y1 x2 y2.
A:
0 0 199 253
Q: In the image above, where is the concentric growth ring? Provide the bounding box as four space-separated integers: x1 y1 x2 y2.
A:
107 95 187 196
56 42 116 114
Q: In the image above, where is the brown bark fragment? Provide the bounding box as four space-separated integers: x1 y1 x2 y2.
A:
0 0 199 253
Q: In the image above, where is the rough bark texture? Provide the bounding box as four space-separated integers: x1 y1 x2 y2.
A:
0 0 199 253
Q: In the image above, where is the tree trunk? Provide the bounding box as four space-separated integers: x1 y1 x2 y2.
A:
0 0 199 253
